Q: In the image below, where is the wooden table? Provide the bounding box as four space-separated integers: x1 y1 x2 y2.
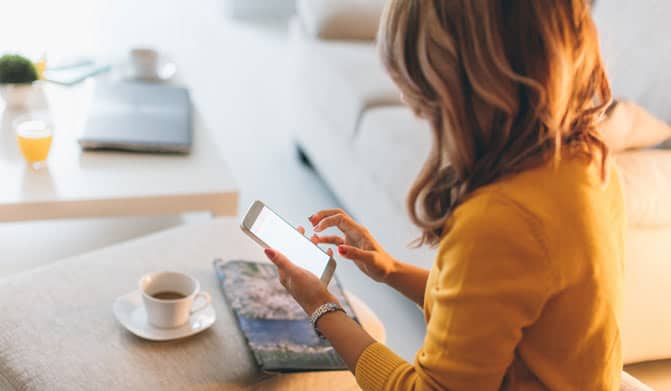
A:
0 80 238 222
0 218 384 390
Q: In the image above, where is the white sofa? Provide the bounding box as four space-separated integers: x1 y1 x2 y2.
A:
291 0 671 388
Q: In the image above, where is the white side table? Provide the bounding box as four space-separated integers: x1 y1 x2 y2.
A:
0 80 238 222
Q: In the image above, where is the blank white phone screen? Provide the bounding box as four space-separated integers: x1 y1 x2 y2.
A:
250 206 330 277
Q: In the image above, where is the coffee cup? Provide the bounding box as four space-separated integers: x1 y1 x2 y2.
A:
129 48 159 80
139 271 211 329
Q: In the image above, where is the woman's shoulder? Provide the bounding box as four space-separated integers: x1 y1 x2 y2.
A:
443 188 547 256
436 187 554 289
462 156 623 225
443 156 623 248
440 156 624 276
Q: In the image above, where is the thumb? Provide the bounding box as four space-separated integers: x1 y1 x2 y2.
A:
337 245 375 263
264 248 295 287
264 248 294 270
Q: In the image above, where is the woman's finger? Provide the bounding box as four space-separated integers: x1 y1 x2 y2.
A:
337 245 375 263
314 213 357 233
311 234 345 245
309 209 347 226
297 225 306 235
326 248 334 257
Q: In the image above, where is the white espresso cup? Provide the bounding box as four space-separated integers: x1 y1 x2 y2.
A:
139 271 211 329
129 47 159 80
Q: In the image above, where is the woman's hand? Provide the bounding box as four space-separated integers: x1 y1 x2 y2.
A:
264 248 338 314
271 217 429 310
308 209 399 283
265 248 377 374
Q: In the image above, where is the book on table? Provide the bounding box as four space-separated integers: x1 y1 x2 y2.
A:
214 259 358 373
79 82 192 154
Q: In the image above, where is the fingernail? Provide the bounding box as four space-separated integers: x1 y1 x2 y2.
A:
338 245 346 255
264 249 275 259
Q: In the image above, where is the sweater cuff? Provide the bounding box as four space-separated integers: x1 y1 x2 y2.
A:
355 342 407 390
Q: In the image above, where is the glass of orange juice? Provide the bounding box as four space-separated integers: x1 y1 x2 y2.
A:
34 56 47 80
15 119 53 168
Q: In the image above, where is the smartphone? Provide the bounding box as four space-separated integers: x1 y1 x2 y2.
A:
241 200 336 285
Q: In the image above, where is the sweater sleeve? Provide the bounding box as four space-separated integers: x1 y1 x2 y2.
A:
355 192 555 390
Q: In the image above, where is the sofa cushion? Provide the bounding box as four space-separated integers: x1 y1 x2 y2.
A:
621 225 671 364
625 360 671 391
616 150 671 227
353 106 432 210
296 0 385 41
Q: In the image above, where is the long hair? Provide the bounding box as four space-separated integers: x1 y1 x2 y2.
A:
379 0 612 246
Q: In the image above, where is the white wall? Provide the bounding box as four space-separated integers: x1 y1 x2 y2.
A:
593 0 671 121
220 0 296 19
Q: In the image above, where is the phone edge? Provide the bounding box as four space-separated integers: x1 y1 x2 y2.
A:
320 257 337 286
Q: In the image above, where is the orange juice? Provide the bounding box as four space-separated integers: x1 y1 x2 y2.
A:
34 58 47 80
16 120 53 164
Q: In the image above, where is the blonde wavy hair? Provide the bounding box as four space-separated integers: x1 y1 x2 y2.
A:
379 0 612 246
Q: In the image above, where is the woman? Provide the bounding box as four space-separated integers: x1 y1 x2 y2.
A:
265 1 626 389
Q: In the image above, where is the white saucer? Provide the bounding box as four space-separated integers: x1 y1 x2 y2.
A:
113 290 215 341
123 59 177 82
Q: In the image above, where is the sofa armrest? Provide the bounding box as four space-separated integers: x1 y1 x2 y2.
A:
295 0 386 41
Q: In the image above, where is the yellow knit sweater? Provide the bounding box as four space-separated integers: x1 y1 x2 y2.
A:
355 157 625 390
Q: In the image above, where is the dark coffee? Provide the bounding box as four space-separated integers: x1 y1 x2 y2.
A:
152 291 186 300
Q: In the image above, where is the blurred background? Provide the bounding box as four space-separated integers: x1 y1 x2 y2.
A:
0 0 334 273
1 3 670 386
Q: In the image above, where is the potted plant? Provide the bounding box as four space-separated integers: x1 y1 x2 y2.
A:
0 54 39 109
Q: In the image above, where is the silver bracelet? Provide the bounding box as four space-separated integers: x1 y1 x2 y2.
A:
310 302 345 336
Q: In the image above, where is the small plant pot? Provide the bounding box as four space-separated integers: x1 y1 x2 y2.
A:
0 83 34 109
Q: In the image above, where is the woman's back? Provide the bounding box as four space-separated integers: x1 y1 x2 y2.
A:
415 156 625 389
370 2 627 384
